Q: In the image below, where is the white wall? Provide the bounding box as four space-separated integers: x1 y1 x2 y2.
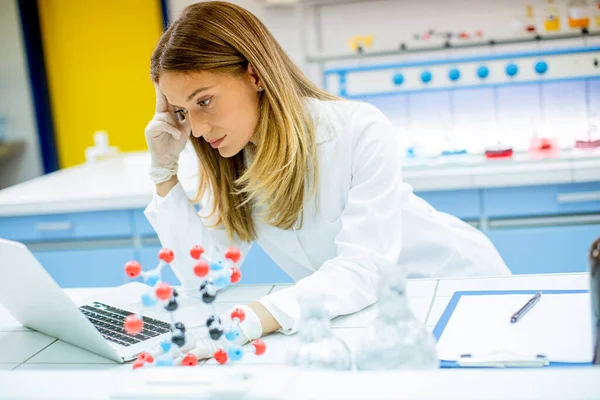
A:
168 0 313 72
0 0 43 188
168 0 600 80
166 0 600 149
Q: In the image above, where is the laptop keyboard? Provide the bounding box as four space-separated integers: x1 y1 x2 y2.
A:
79 302 171 347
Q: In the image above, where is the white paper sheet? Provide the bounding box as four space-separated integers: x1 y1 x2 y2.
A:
436 293 594 363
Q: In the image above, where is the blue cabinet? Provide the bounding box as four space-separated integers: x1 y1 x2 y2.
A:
485 224 600 274
483 182 600 218
416 189 480 220
132 209 157 237
32 247 137 288
2 179 598 287
0 210 133 242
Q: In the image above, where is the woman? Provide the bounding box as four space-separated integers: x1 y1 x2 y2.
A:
144 1 510 356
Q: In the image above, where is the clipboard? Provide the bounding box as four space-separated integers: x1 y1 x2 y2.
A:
432 290 593 368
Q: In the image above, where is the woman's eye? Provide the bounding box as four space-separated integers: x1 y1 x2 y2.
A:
174 110 187 122
198 97 212 107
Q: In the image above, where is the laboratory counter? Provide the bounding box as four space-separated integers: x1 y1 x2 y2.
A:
0 147 599 284
0 147 599 216
0 272 598 399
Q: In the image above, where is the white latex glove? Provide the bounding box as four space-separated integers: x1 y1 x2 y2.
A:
184 305 263 360
145 84 190 184
178 330 217 362
228 305 263 345
146 305 263 365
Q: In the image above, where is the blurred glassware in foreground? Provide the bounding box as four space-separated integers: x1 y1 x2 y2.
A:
355 268 439 371
286 293 352 371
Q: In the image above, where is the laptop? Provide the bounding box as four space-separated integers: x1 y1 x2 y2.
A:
0 238 172 363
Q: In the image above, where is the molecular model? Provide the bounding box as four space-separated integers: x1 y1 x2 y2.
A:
122 245 266 369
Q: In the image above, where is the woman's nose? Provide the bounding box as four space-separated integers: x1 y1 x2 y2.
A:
190 117 211 138
192 124 211 138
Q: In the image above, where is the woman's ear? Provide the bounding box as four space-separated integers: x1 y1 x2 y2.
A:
246 64 263 92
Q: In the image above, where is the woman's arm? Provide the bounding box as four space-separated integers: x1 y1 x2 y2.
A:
144 174 252 288
156 175 179 197
248 302 281 334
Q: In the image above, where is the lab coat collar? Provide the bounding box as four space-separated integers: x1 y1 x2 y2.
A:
304 97 335 145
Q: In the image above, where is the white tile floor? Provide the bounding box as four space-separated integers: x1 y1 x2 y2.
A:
269 285 292 294
426 297 453 326
0 274 586 370
405 279 438 298
210 285 273 302
270 279 437 299
14 363 127 371
26 341 119 364
331 296 433 328
204 328 366 366
0 307 31 332
0 332 56 363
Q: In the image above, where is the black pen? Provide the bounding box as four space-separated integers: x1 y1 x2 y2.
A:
510 292 542 323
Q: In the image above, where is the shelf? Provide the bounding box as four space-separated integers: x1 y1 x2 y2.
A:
306 31 600 64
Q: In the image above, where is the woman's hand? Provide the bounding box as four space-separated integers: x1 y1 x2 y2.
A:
145 84 189 186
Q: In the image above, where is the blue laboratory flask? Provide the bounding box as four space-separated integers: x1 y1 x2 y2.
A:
355 268 439 370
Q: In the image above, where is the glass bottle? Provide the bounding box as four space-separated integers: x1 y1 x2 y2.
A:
355 268 439 371
545 0 561 32
285 293 352 371
568 0 590 29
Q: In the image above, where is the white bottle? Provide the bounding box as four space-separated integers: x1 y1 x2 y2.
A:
84 130 120 163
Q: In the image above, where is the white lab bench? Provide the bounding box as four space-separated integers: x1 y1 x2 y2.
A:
0 273 598 399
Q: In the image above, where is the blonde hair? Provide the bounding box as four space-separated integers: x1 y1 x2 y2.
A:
150 1 337 242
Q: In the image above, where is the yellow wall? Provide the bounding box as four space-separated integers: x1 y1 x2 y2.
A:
38 0 163 168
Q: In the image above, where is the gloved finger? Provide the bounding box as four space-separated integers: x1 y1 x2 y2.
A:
154 83 169 114
146 117 183 140
187 338 214 360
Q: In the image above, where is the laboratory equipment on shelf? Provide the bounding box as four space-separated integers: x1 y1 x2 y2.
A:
485 142 514 159
440 136 468 157
355 267 439 371
524 4 537 33
84 131 120 163
347 35 374 54
568 0 590 29
575 124 600 149
545 0 561 32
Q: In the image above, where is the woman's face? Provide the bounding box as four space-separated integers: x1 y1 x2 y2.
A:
158 67 261 158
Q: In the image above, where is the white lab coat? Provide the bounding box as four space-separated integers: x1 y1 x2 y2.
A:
144 98 510 334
